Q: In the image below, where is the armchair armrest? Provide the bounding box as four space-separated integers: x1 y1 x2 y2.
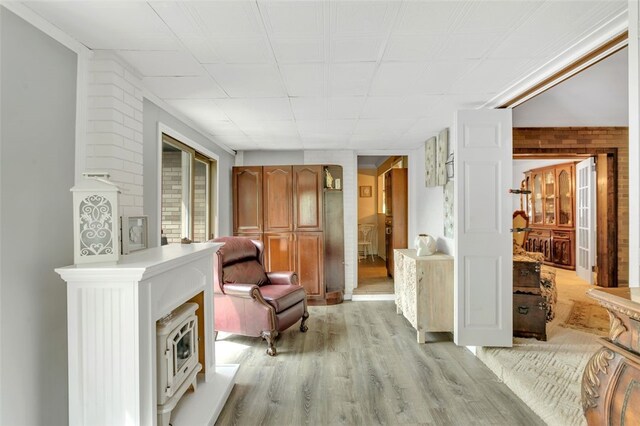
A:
223 283 260 298
266 271 299 286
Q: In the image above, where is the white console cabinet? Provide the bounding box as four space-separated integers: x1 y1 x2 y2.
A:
394 249 453 343
56 243 238 426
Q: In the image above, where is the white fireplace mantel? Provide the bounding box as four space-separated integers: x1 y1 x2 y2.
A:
56 243 238 426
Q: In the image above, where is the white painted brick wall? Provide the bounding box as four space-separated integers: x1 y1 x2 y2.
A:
304 150 357 297
86 53 144 216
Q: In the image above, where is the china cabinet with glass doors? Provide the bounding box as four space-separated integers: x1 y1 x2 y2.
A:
524 162 576 269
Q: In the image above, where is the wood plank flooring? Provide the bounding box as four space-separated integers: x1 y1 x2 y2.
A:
355 256 394 294
215 301 544 425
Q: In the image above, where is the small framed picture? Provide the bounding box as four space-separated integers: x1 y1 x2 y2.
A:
359 186 372 198
121 216 148 254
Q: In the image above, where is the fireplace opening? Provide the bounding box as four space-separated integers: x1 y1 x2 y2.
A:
157 302 202 426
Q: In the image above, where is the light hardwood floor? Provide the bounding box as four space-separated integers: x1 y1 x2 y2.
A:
215 301 544 425
355 256 394 294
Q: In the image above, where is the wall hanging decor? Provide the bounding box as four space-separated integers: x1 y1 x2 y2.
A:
121 215 148 254
425 136 437 187
443 180 454 238
359 185 372 197
71 172 120 264
436 128 449 186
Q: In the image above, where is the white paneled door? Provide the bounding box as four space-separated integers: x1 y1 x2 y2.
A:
576 157 596 284
454 109 513 347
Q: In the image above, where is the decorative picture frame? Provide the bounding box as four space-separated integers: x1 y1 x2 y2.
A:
443 181 454 238
121 215 148 254
359 186 372 198
436 128 449 186
425 136 437 187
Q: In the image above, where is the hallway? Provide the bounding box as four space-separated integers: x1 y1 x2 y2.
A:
354 256 394 295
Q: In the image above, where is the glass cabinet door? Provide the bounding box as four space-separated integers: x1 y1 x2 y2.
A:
544 170 555 225
533 173 543 224
558 168 572 226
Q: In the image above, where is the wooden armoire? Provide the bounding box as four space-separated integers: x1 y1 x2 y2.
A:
232 165 345 305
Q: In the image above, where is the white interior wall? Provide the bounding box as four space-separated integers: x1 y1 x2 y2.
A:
242 150 304 166
1 8 76 424
409 139 455 255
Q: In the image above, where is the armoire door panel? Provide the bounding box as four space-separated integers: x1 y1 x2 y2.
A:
296 232 324 297
263 233 295 273
233 167 263 234
293 165 323 231
263 166 293 232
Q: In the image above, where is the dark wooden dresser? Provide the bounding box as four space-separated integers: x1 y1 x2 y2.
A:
513 260 547 341
582 288 640 425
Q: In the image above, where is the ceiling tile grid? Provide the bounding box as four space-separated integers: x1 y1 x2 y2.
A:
24 0 629 151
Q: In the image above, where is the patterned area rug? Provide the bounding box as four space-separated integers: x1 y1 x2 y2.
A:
477 298 600 426
560 300 609 336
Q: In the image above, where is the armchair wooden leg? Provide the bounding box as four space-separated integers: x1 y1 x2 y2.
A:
262 330 278 356
300 310 309 333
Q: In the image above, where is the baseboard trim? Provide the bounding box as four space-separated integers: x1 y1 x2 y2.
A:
351 293 395 301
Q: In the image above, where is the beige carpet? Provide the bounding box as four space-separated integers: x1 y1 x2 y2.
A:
477 268 607 426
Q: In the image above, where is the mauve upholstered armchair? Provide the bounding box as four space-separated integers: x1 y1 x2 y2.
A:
211 236 309 356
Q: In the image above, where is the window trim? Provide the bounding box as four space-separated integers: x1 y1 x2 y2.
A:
157 123 220 246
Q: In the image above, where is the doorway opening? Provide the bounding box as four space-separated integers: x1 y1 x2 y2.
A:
354 155 408 297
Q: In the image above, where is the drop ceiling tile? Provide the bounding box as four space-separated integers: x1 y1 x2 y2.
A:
455 2 541 33
393 2 463 35
348 134 400 147
179 36 221 63
259 1 324 37
301 136 351 150
382 35 445 61
143 76 227 99
280 64 325 97
452 58 536 94
235 121 299 138
215 98 293 122
290 98 327 120
27 2 181 50
488 33 565 60
206 38 274 64
369 63 426 96
117 51 204 77
329 63 377 96
271 38 325 63
361 96 442 119
439 33 503 60
175 2 263 36
165 99 229 122
414 61 476 94
332 1 398 36
353 119 416 136
328 97 366 119
247 136 303 150
297 120 357 136
205 64 286 97
331 38 385 63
